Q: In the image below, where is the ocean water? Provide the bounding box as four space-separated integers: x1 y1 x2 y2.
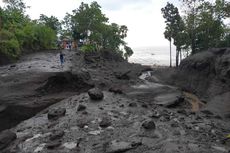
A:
129 46 176 66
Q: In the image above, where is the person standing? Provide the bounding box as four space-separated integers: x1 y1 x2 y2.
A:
69 41 72 51
60 51 64 66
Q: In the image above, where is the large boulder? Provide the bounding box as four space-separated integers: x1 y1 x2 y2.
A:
142 119 156 130
0 130 17 150
88 88 104 100
48 108 66 120
99 116 112 128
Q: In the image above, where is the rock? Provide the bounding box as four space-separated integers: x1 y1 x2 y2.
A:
149 111 161 118
76 119 89 128
201 110 214 116
106 140 134 153
141 104 148 108
88 88 104 100
128 102 137 107
10 65 16 68
177 109 188 115
46 140 62 149
99 116 112 128
82 111 88 115
49 130 65 140
109 87 123 94
77 104 86 111
119 104 124 108
63 142 77 149
154 92 184 107
89 130 101 135
84 52 101 63
142 119 156 130
0 130 17 150
114 70 131 80
48 108 66 120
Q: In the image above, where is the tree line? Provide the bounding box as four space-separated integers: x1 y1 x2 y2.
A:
0 0 133 61
162 0 230 67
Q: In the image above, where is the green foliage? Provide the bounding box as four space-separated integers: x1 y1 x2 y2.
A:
38 14 62 34
21 23 56 50
0 0 58 61
124 46 133 60
62 1 131 57
179 0 230 54
80 44 96 53
162 0 230 61
0 29 20 59
162 2 185 67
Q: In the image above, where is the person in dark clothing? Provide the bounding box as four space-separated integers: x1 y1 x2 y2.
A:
60 51 64 66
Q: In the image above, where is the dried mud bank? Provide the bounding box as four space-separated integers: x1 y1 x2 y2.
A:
0 49 230 152
152 48 230 118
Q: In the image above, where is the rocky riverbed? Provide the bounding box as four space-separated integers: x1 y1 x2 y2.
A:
0 49 230 153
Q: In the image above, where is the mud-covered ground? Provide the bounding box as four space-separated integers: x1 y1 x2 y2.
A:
1 50 230 153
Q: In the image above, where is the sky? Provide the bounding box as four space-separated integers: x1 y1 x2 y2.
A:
0 0 180 48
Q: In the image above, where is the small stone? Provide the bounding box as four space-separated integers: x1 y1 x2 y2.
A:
106 140 133 153
88 88 104 100
109 87 123 94
201 110 214 116
49 130 65 140
76 119 89 128
48 108 66 120
142 119 156 130
128 102 137 107
10 65 16 68
150 111 161 118
99 116 112 128
77 104 86 111
63 142 77 149
82 111 88 115
99 107 104 110
141 104 148 108
46 140 62 149
120 104 124 108
177 109 187 115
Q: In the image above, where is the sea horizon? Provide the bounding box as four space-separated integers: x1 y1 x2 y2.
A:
129 46 177 66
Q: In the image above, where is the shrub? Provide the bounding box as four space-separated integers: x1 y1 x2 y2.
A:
21 23 57 51
0 30 21 59
81 44 96 53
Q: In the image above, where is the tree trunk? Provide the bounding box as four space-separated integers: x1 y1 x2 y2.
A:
176 48 179 67
170 40 172 67
179 50 182 64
